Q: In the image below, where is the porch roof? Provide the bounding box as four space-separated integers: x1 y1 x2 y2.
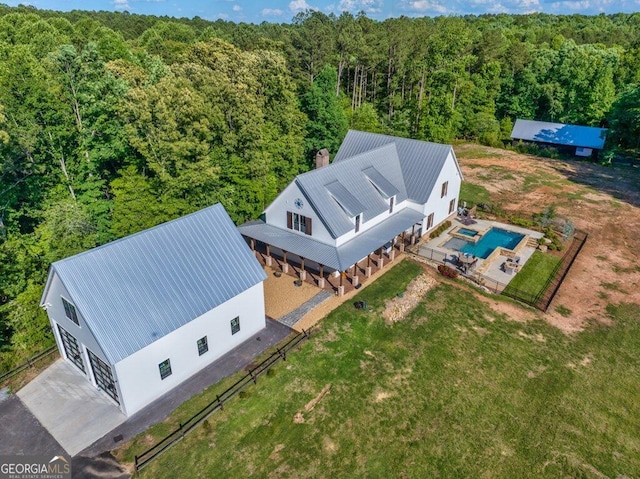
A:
239 208 424 271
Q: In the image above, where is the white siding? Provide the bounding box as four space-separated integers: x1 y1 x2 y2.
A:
264 182 334 245
420 152 462 234
43 272 110 370
114 283 265 416
335 198 409 246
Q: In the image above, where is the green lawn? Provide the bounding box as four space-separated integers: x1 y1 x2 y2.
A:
460 182 492 207
120 262 640 478
503 251 561 299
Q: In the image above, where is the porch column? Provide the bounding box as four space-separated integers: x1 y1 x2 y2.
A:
282 250 289 274
410 224 417 245
377 247 384 268
389 239 396 261
351 263 359 287
299 257 306 281
400 232 406 252
318 264 325 288
265 244 272 267
366 254 372 277
338 271 346 296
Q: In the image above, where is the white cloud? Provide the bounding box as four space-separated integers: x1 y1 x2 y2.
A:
232 4 242 11
289 0 317 12
403 0 449 13
262 8 285 15
338 0 380 11
113 0 131 10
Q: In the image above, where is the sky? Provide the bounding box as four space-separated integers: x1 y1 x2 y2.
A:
3 0 640 24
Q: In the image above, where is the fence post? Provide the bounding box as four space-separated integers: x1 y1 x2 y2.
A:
249 370 257 385
217 394 223 411
180 423 184 439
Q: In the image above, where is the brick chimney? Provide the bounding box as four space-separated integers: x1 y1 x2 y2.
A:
315 148 330 169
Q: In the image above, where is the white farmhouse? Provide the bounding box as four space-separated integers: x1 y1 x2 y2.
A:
239 130 462 294
40 203 267 416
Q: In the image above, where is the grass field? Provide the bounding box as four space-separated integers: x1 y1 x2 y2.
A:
503 251 562 299
119 261 640 478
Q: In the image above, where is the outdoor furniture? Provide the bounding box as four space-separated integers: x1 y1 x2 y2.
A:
504 262 515 275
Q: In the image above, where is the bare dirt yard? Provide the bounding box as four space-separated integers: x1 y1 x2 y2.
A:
455 144 640 332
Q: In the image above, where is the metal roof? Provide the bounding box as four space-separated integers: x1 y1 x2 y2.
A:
511 119 607 149
295 142 408 238
47 203 267 364
333 130 457 204
362 166 399 199
239 208 424 271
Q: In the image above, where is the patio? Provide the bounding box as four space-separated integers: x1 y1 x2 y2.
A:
417 218 543 290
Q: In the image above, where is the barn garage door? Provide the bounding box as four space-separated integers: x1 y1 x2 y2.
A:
57 324 85 374
88 349 119 404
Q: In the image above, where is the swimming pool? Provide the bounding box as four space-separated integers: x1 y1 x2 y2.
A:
460 228 524 259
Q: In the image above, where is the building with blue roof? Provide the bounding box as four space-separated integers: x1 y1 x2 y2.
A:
511 119 608 157
238 130 463 295
40 203 267 416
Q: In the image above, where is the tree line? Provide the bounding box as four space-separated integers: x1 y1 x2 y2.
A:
1 5 639 368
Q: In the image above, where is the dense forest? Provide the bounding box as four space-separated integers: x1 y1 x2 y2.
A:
1 4 640 370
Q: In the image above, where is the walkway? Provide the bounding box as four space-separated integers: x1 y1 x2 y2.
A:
276 290 333 328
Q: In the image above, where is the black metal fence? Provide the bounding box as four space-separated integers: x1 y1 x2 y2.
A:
134 328 312 472
0 344 58 386
416 229 588 312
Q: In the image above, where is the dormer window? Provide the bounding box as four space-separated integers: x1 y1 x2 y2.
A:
389 196 395 214
355 214 361 233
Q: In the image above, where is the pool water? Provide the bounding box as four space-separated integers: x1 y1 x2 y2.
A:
457 228 479 237
460 228 524 259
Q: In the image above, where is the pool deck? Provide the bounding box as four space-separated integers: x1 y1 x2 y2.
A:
419 218 544 288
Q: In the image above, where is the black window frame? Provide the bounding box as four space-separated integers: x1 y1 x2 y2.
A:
449 198 456 214
355 214 360 233
159 359 172 380
62 297 79 326
230 316 240 335
197 336 209 356
427 213 434 230
389 196 394 214
441 181 449 198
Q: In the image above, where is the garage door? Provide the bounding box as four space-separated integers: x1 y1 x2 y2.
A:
57 324 85 374
88 349 119 404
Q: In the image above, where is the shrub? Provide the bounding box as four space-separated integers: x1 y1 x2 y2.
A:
437 264 459 279
429 220 452 239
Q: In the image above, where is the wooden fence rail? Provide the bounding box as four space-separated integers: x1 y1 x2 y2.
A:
134 328 312 471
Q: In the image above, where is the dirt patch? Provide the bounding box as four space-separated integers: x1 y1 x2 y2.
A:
374 391 393 403
294 384 331 424
457 145 640 332
382 274 437 324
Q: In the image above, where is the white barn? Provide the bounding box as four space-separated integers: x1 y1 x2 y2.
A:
239 130 462 294
40 203 267 416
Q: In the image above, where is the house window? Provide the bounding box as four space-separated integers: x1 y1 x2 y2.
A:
441 181 449 198
449 198 456 214
62 297 79 326
230 317 240 335
355 214 361 233
197 336 208 356
287 212 312 235
426 213 434 230
389 196 394 214
159 359 172 380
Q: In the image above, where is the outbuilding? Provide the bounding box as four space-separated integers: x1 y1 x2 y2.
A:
40 203 267 416
511 119 607 157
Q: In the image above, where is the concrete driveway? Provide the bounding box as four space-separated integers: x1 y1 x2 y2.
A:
17 359 126 456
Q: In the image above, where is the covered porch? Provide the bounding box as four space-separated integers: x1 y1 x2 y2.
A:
239 209 425 296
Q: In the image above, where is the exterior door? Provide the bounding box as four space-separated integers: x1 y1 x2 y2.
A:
57 324 85 374
88 349 119 404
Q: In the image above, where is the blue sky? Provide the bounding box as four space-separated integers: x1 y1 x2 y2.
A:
4 0 640 24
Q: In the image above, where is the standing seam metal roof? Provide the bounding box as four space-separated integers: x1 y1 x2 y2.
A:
49 203 267 365
295 142 408 238
511 119 607 149
333 130 455 204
